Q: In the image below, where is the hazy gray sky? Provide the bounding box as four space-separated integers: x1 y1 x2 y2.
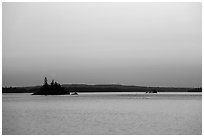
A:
3 2 202 87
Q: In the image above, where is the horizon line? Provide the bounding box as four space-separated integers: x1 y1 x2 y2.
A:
2 83 201 89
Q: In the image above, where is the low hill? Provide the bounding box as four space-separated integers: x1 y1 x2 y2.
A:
3 84 199 93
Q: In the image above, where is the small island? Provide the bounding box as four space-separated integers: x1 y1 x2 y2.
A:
32 77 70 95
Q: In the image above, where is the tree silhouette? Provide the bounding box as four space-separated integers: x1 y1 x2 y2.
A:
51 80 54 86
44 77 48 86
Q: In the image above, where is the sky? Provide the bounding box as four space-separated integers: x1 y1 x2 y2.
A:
2 2 202 87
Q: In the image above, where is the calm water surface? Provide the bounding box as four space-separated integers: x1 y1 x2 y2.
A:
2 92 202 135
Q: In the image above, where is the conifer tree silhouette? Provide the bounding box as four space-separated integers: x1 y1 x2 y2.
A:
44 77 48 86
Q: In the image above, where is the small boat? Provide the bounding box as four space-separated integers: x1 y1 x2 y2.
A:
71 92 78 95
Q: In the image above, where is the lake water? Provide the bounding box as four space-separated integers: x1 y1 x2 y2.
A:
2 92 202 135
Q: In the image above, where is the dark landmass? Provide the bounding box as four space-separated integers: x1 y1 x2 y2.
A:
2 77 202 94
2 84 201 93
32 78 70 95
187 88 202 92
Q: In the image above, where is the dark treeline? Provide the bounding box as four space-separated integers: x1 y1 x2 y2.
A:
3 85 202 94
62 84 196 93
2 77 202 93
2 87 28 93
187 88 202 92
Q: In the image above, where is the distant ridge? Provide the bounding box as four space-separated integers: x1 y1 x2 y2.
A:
2 84 201 93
